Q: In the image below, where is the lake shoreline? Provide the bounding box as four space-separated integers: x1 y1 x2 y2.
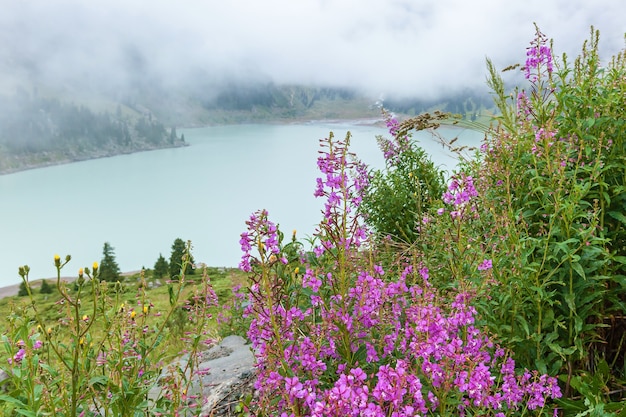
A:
0 142 190 177
0 117 386 176
0 114 479 176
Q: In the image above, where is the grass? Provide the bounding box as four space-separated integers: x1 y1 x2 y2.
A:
0 266 248 363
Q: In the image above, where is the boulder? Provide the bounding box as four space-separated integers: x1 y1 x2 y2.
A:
197 335 256 416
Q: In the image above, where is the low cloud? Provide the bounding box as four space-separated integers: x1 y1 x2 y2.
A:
1 0 624 99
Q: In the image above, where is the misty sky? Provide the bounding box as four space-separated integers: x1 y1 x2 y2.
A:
1 0 625 99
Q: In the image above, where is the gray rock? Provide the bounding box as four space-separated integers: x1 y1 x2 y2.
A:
0 369 8 391
149 335 256 416
197 335 256 416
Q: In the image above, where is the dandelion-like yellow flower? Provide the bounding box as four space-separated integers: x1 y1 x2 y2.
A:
294 267 300 275
82 315 88 322
78 268 84 277
54 254 61 267
78 337 84 346
130 310 136 319
92 261 98 270
143 305 149 314
47 327 52 336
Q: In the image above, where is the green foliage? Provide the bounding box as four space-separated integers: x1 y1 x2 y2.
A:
99 242 121 282
1 250 218 416
17 282 29 297
371 25 626 409
153 253 169 279
39 279 52 295
464 26 626 399
360 112 446 244
169 238 195 279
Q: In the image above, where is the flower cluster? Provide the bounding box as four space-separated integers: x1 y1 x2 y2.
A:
243 260 560 416
377 112 410 164
5 338 43 365
441 173 479 219
313 132 370 252
239 131 561 416
239 209 286 271
524 27 553 81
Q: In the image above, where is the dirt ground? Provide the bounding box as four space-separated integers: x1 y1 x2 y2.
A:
0 282 22 299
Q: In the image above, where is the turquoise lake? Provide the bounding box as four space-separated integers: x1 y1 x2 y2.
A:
0 122 483 286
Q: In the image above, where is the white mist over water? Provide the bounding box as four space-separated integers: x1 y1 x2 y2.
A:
0 122 482 287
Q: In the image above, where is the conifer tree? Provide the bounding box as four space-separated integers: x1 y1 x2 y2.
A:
169 238 195 279
18 281 29 297
100 242 121 282
153 253 169 279
40 279 53 294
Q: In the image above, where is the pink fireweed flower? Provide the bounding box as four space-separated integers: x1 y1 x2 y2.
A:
96 352 107 366
303 269 322 292
239 209 282 271
12 348 26 364
377 112 411 164
478 259 493 271
314 133 371 217
442 174 478 207
524 27 553 81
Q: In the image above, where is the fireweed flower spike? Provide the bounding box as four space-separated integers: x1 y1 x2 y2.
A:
524 26 553 81
377 111 411 164
239 209 284 272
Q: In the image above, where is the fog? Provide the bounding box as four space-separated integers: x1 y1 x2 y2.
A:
1 0 624 99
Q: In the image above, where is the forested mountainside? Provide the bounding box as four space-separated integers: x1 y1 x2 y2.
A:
0 79 492 174
0 91 185 174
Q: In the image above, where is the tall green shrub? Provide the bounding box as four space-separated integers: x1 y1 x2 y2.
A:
360 111 446 244
473 26 626 395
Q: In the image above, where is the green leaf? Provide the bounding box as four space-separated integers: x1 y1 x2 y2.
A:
0 395 27 407
33 384 42 400
571 262 586 280
608 211 626 226
565 293 576 312
583 118 596 129
89 375 109 388
168 285 175 307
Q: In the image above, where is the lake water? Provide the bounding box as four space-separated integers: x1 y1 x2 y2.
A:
0 122 483 287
